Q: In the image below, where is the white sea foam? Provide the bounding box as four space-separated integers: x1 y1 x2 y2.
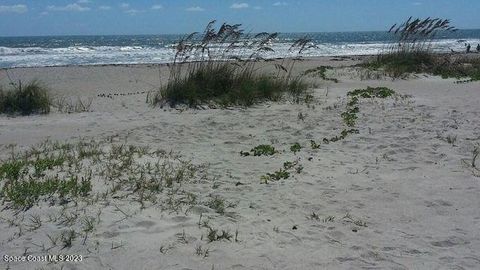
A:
1 38 479 68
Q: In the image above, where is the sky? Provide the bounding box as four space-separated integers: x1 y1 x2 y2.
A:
0 0 479 36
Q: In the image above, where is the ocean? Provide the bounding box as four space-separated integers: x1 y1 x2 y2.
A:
1 30 479 68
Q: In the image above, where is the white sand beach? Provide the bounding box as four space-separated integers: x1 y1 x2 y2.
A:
1 57 480 270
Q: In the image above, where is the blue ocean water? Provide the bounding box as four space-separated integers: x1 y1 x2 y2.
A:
1 30 479 68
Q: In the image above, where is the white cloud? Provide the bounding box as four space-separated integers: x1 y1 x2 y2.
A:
0 4 28 14
186 6 204 12
273 2 288 6
98 6 111 10
125 9 143 15
120 3 130 9
151 4 163 10
77 0 91 3
47 3 90 12
231 3 249 9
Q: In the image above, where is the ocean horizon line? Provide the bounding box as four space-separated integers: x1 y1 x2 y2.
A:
2 28 480 39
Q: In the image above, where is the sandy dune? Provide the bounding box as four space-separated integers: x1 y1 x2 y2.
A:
1 57 479 269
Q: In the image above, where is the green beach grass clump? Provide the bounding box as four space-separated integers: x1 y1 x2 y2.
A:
362 17 480 80
158 64 307 107
151 21 312 108
432 57 480 82
0 140 210 212
0 80 51 115
0 160 27 181
2 176 92 209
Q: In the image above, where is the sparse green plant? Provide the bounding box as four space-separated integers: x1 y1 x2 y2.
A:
343 213 367 227
323 216 335 223
206 227 233 242
310 140 321 149
26 214 42 231
283 161 295 170
241 144 276 157
60 230 76 249
195 245 210 257
347 87 395 99
290 143 302 154
297 112 306 122
446 135 457 145
303 66 339 83
323 87 394 143
261 169 290 183
468 144 480 170
53 96 93 113
82 216 96 233
309 212 320 220
249 144 277 156
206 196 226 214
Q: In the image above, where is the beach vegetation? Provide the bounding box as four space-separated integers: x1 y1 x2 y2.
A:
206 227 233 242
53 96 93 113
261 169 290 183
240 144 277 156
206 196 226 214
151 21 312 108
290 142 302 154
60 229 77 249
2 176 92 209
303 66 339 83
323 87 394 143
310 140 321 149
0 80 51 115
363 17 480 80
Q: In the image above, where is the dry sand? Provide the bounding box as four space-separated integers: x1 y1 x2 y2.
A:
1 56 479 269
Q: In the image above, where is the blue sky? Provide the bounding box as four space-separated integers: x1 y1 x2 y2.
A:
0 0 479 36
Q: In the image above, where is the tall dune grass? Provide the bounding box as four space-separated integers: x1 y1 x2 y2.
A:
151 21 313 108
0 80 51 115
366 17 463 78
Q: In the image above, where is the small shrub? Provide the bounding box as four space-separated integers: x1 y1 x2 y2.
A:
290 143 302 154
251 144 277 156
0 80 51 115
241 144 278 157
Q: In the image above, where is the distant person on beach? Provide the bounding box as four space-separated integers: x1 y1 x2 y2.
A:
466 43 471 53
477 44 480 53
